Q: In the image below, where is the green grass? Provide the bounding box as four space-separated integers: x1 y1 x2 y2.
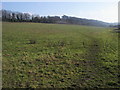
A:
2 22 119 88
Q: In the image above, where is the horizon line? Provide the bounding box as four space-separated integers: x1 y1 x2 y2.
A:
1 9 118 23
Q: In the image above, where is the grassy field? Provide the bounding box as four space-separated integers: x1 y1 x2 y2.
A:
2 22 119 88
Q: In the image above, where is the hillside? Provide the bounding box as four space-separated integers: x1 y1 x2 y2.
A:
2 22 119 88
1 10 111 27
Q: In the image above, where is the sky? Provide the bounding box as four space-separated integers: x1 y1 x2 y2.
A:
2 2 118 23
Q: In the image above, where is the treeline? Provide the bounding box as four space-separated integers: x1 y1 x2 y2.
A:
1 9 110 27
1 10 61 23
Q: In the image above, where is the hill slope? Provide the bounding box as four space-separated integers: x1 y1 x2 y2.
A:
2 22 119 88
1 10 110 27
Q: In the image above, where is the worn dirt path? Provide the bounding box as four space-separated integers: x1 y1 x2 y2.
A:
78 39 102 88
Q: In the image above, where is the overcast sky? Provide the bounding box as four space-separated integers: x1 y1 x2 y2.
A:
2 2 118 23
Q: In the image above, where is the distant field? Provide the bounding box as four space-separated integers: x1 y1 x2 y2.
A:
2 22 119 88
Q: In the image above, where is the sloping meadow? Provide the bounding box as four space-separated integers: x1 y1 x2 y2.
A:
2 22 119 88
